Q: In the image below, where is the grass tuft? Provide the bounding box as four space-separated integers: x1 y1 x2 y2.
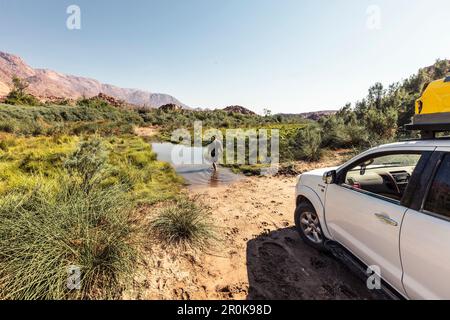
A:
150 197 217 249
0 172 136 300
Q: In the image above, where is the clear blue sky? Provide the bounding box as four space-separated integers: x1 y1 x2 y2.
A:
1 0 450 113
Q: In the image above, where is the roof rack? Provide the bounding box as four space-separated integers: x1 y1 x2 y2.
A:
405 123 450 139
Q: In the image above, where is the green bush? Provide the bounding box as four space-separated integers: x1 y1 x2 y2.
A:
0 101 142 136
320 117 348 148
0 121 16 133
77 96 110 109
345 123 370 148
364 107 398 142
0 137 16 151
64 138 108 193
5 92 41 106
293 126 323 161
4 77 41 106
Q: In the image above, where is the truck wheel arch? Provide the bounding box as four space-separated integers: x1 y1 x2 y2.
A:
296 186 333 240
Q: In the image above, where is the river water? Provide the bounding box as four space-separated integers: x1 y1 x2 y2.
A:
151 143 241 187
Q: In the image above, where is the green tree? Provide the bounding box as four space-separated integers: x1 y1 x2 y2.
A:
5 76 40 106
325 59 450 149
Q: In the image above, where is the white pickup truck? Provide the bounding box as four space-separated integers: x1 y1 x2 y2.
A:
295 139 450 300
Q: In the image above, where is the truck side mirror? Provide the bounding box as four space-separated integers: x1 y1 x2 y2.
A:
323 170 337 185
360 165 366 176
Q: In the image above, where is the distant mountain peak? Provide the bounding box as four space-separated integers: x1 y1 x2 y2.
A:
0 51 188 109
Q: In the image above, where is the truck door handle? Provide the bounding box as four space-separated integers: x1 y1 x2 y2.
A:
374 213 398 227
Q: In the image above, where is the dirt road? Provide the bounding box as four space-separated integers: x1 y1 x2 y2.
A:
127 174 387 300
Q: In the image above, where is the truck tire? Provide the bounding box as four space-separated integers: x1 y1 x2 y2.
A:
295 202 327 251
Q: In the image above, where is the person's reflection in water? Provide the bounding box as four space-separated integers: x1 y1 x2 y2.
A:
209 167 220 187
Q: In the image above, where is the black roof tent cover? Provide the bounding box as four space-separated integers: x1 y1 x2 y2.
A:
405 123 450 131
405 113 450 138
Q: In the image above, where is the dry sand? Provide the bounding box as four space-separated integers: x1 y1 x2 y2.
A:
126 165 387 300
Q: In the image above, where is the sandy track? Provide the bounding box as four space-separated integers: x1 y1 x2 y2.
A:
127 174 386 300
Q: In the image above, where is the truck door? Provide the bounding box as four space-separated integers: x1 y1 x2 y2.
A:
401 150 450 299
325 149 433 296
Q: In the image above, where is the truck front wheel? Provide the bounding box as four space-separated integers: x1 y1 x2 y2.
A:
294 202 327 251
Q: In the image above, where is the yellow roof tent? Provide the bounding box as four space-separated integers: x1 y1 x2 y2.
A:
406 76 450 132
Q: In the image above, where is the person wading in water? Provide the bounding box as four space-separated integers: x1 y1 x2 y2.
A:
208 136 223 171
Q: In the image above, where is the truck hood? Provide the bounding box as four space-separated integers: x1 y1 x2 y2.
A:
302 167 339 178
296 167 339 207
296 167 338 194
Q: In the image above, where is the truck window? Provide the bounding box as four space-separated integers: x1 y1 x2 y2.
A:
344 152 422 202
424 154 450 218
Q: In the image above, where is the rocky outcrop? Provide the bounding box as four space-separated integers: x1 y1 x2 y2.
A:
95 93 127 108
0 51 188 108
223 105 256 115
159 103 182 112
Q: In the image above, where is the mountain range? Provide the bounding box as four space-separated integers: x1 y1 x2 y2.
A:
0 51 187 108
0 51 342 118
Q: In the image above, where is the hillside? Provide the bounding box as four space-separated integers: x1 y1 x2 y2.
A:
0 51 187 109
277 110 337 121
319 59 450 149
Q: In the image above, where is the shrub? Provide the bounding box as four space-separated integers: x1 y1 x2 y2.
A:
150 197 217 249
345 123 370 148
363 107 398 142
0 121 16 133
4 77 41 106
320 117 348 148
0 102 142 136
0 180 136 300
294 126 323 161
64 138 108 193
0 137 16 151
30 121 45 136
69 121 135 136
126 150 156 169
77 96 110 109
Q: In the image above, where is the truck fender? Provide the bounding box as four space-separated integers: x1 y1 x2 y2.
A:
296 185 333 240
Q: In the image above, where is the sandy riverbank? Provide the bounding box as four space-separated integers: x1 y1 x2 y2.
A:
126 168 386 300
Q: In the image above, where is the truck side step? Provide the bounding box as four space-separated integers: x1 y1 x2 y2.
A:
324 240 404 300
